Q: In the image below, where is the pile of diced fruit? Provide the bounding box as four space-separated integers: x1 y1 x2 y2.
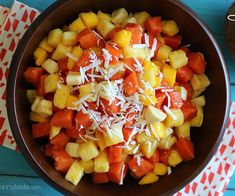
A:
24 8 211 186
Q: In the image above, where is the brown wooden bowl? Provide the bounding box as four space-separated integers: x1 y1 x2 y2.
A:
6 0 230 195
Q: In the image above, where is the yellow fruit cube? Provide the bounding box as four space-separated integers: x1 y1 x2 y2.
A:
137 132 155 144
164 108 184 127
94 150 109 173
35 99 53 117
123 46 149 59
175 122 190 139
34 47 47 66
124 142 140 155
168 150 183 167
48 28 63 47
53 84 70 109
97 10 112 21
66 72 83 86
141 140 158 158
190 106 203 127
79 160 94 174
190 74 210 91
113 30 132 48
65 142 80 157
51 43 72 61
112 8 128 24
44 73 60 93
79 83 93 98
67 46 83 70
68 17 85 33
156 44 172 61
192 88 206 98
26 90 37 104
96 19 115 38
139 89 158 106
42 59 58 74
31 96 43 112
158 135 177 150
62 31 77 46
29 112 49 123
150 122 167 140
66 95 79 108
174 86 187 101
134 11 151 25
50 126 61 140
80 12 99 28
39 37 54 53
169 50 188 69
191 95 206 107
104 124 124 147
153 163 168 175
65 160 84 185
162 64 176 86
162 20 179 36
78 141 99 161
139 172 159 185
95 131 106 151
144 106 167 123
122 17 137 26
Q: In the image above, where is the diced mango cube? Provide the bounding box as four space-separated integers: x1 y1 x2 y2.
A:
65 160 84 185
153 163 168 175
53 84 70 109
190 106 203 127
175 122 190 139
65 142 80 158
140 89 158 106
162 64 176 87
113 30 132 48
162 20 179 36
150 122 167 139
104 124 124 147
48 28 63 47
134 11 151 25
164 108 184 127
158 135 177 150
96 19 115 38
34 47 47 66
141 140 158 158
169 50 188 69
94 150 109 173
51 43 72 61
44 73 60 93
111 8 128 24
139 172 159 185
79 159 94 174
50 126 61 140
68 17 85 33
78 141 99 161
80 12 99 28
62 31 77 46
66 95 79 108
79 83 93 98
190 73 210 91
67 46 83 70
168 150 183 167
95 131 106 151
39 37 54 53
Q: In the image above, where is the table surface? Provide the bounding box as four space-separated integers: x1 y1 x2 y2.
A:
0 0 235 195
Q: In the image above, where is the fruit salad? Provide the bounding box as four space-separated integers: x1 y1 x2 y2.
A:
24 8 211 186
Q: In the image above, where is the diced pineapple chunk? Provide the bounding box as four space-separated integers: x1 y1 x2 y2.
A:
66 95 79 108
79 159 94 174
48 28 63 47
51 43 72 61
191 95 206 107
134 11 151 25
112 8 128 24
124 142 140 155
104 124 124 147
65 160 84 185
192 88 206 98
190 74 210 91
78 141 99 161
174 86 187 101
68 17 85 33
53 84 70 109
26 90 37 104
156 44 172 61
150 122 167 140
137 132 155 144
144 106 167 123
80 12 99 28
79 83 93 98
122 16 137 26
123 46 149 59
97 10 112 21
67 46 83 70
34 47 47 66
139 172 159 185
62 31 77 46
66 72 83 86
140 89 158 106
39 37 54 53
96 19 115 38
153 163 168 175
190 106 203 127
31 97 43 112
164 108 184 127
50 126 61 140
158 135 177 150
29 112 49 123
162 64 176 87
169 50 188 69
141 140 158 158
94 150 109 173
65 142 80 157
162 20 179 36
42 59 58 74
175 122 190 139
35 99 53 117
44 73 60 93
95 131 106 151
168 150 183 167
113 30 132 48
